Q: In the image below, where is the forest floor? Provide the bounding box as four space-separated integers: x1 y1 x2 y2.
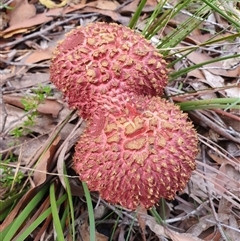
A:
0 0 240 241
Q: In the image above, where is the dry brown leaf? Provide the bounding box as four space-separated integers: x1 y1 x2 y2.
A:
9 73 49 89
143 216 204 241
79 222 108 241
187 51 239 77
190 172 216 199
8 0 36 27
79 6 130 25
218 110 240 132
0 12 9 30
39 0 68 9
13 135 49 163
23 48 53 64
0 103 23 131
203 230 221 241
226 215 240 241
146 0 159 6
3 95 63 117
119 0 140 13
37 99 63 117
94 0 120 10
1 3 86 38
216 163 240 197
25 115 58 135
190 81 218 100
190 32 231 45
186 213 229 237
201 69 224 88
224 85 240 98
33 135 60 186
187 69 205 79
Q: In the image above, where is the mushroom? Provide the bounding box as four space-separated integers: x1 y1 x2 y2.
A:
50 22 168 119
50 22 198 210
73 96 198 210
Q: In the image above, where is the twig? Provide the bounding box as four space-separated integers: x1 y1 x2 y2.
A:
190 110 240 144
165 200 210 224
0 58 49 68
198 133 239 169
201 145 228 241
115 0 135 11
206 219 240 233
0 88 8 133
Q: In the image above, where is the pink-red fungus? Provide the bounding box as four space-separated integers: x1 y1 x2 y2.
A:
73 96 198 210
50 22 198 210
50 22 168 119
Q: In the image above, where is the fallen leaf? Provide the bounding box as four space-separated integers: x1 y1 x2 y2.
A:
190 81 218 100
23 48 53 64
13 135 49 163
187 51 239 77
201 69 224 88
39 0 68 9
119 0 140 13
3 95 63 117
216 163 240 197
37 99 63 117
0 12 9 30
226 215 239 241
142 215 204 241
8 0 36 27
9 73 50 89
33 135 60 186
186 214 229 237
95 0 120 10
79 222 108 241
224 85 240 98
1 3 86 38
78 6 130 25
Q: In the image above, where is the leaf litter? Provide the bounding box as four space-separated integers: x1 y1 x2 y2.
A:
0 0 240 240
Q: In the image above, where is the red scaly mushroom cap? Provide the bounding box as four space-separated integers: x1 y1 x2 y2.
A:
73 96 198 210
50 22 168 119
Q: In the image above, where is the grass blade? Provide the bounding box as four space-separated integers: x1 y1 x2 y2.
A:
82 182 96 241
50 183 65 241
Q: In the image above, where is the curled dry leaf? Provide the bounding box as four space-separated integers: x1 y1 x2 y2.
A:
216 163 240 198
79 222 108 241
190 172 216 199
33 135 61 186
142 215 204 241
186 213 229 237
227 215 240 241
